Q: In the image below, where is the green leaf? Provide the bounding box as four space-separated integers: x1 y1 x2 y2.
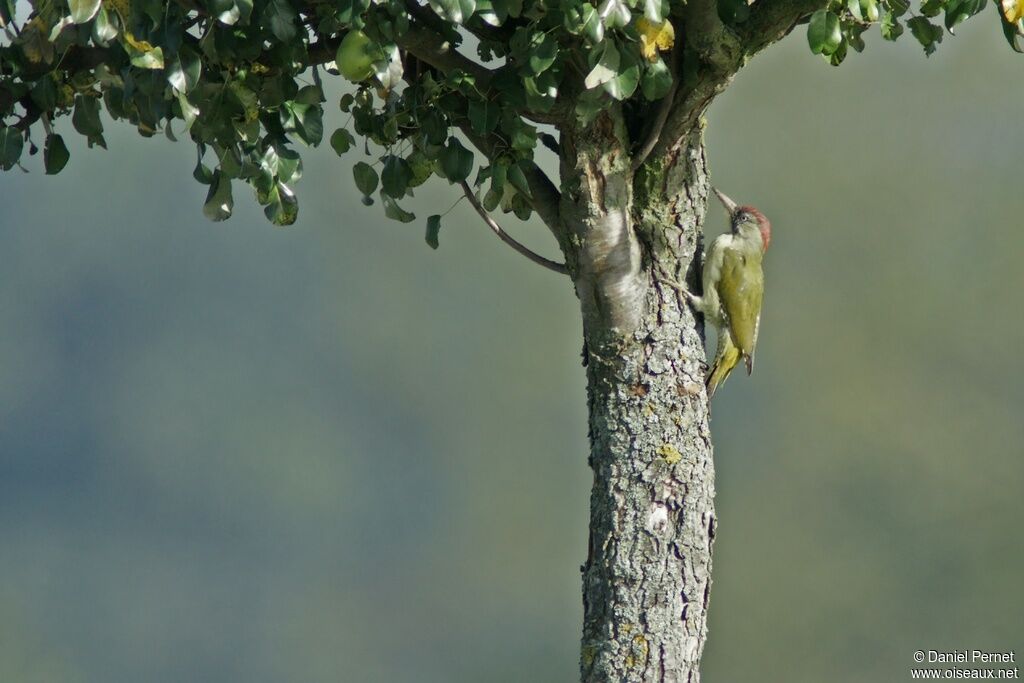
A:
510 193 532 220
276 147 302 183
575 89 606 125
807 10 843 55
193 149 214 184
523 71 559 112
167 47 202 94
407 151 435 188
203 172 234 221
581 3 604 43
425 215 442 249
584 41 620 89
907 15 943 54
845 21 869 51
1002 18 1024 51
216 145 243 179
129 46 165 70
177 92 200 130
72 96 106 148
295 85 324 105
330 128 354 155
644 0 665 22
604 49 640 100
468 99 500 135
381 193 416 222
920 0 943 17
92 7 118 43
527 33 558 75
886 0 911 16
0 0 14 27
598 0 631 29
482 187 502 211
641 58 673 100
421 111 449 146
381 155 412 198
294 104 324 146
944 0 985 29
440 138 474 182
282 90 324 147
265 0 297 41
507 118 538 152
264 183 299 225
827 36 849 64
428 0 477 23
44 134 69 174
847 0 864 21
353 161 379 197
69 0 101 24
861 0 881 22
507 162 532 199
489 162 507 196
880 10 904 39
0 126 23 171
30 77 58 111
476 0 503 25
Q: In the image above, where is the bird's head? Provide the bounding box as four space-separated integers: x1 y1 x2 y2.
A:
712 187 771 253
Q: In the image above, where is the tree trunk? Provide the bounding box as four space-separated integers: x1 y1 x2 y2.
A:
563 120 716 682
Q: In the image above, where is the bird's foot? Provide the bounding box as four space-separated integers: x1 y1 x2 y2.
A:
660 278 700 306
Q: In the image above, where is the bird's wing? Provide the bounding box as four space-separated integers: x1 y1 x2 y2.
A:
701 234 731 293
716 247 764 362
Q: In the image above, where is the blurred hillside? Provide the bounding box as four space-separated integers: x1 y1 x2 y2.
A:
1 15 1021 683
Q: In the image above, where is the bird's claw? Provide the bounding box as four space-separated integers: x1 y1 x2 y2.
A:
662 278 698 305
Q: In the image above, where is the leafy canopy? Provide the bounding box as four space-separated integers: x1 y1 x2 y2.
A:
806 0 1023 59
0 0 1019 236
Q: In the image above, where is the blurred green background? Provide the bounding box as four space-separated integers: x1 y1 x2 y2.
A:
1 15 1022 683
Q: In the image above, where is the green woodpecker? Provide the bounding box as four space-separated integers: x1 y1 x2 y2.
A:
683 187 771 397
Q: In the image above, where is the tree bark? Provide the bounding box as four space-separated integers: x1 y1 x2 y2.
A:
563 122 716 682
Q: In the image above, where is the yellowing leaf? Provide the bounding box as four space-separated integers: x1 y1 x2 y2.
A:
19 17 55 64
122 31 155 53
636 17 675 62
1002 0 1024 23
102 0 131 19
102 0 155 60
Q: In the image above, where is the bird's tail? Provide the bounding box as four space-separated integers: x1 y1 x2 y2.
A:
706 332 742 398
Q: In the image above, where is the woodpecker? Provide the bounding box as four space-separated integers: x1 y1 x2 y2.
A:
682 187 771 397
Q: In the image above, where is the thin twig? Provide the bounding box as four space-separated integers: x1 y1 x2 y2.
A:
454 121 563 234
458 180 568 276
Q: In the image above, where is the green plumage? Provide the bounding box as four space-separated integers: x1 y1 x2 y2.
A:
717 247 763 364
689 188 770 398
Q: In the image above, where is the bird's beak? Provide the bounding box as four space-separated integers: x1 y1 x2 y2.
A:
712 187 738 215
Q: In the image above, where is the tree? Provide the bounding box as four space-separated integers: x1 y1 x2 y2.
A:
0 0 1020 680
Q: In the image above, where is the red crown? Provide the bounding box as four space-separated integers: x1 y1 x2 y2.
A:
738 205 771 252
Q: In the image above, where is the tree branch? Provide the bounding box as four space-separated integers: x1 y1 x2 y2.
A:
638 0 825 166
637 4 745 165
631 37 680 171
396 25 497 88
459 180 568 275
740 0 829 54
395 23 563 124
681 0 744 73
457 121 564 237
